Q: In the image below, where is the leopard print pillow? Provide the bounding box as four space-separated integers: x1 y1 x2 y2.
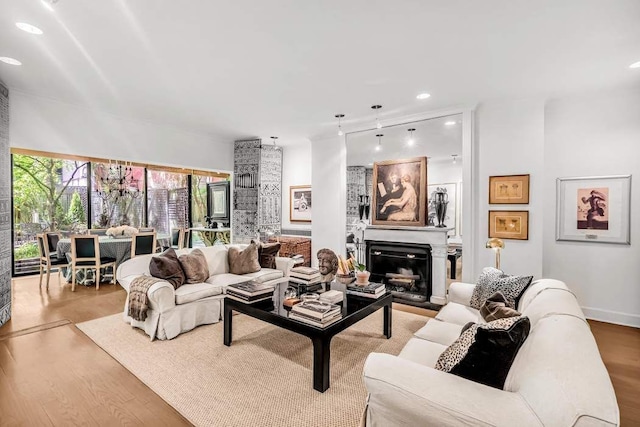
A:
469 267 532 310
435 316 526 373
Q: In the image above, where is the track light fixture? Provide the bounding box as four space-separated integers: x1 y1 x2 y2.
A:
407 128 416 146
371 105 383 129
335 114 345 136
270 136 280 150
452 154 458 164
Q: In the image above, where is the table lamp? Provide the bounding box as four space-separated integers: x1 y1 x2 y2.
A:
485 238 505 269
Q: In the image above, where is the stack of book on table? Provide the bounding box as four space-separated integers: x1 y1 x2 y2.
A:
346 281 386 299
226 281 275 304
289 266 322 293
289 300 342 327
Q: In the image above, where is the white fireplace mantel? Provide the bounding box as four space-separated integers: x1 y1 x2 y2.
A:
364 225 452 305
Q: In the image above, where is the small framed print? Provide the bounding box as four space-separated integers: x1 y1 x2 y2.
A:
489 210 529 240
489 174 530 204
556 175 631 244
290 185 312 222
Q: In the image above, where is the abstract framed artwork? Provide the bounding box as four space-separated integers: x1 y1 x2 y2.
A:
489 174 530 204
488 210 529 240
556 175 631 244
372 157 427 226
289 185 312 223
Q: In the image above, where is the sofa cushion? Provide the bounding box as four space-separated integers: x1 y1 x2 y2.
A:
228 242 261 275
470 267 533 309
480 291 522 322
197 246 230 276
174 282 223 305
149 248 185 289
435 316 531 389
178 249 210 284
435 302 483 326
241 268 284 283
206 273 257 290
252 240 281 269
398 337 448 368
414 319 465 346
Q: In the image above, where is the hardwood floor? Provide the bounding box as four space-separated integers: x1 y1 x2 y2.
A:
1 275 639 426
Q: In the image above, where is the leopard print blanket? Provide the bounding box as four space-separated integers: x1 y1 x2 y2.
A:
128 276 164 321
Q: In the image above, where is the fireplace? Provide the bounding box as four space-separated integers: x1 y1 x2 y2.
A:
366 240 433 308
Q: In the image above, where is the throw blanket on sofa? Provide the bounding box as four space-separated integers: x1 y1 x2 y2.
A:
128 276 165 321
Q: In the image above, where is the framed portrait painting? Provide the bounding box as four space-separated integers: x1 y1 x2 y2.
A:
489 174 530 204
556 175 631 244
372 157 427 226
289 185 312 223
489 210 529 240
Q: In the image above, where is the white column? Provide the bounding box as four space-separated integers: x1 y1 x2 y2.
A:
430 243 448 305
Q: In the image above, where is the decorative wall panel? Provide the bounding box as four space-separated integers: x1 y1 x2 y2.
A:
346 166 366 231
232 140 282 243
0 81 10 326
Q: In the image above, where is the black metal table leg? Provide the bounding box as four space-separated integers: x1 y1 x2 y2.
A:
312 336 331 392
224 301 233 346
383 301 392 339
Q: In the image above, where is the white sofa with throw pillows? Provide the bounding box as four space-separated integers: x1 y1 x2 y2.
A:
363 267 619 427
116 241 293 340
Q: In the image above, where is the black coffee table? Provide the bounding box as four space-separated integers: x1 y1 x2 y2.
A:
223 288 393 392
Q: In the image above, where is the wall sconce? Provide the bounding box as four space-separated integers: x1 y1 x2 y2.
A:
485 238 505 269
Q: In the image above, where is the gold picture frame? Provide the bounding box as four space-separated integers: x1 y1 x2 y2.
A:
489 174 530 204
488 210 529 240
289 185 311 223
372 157 427 227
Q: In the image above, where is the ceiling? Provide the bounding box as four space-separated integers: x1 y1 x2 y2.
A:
346 114 462 166
0 0 639 144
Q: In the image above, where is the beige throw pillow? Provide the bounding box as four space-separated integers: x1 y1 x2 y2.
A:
178 249 210 284
228 243 261 275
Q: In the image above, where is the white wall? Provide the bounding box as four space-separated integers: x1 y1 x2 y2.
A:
473 99 545 279
543 88 640 327
9 91 233 172
311 134 346 268
281 142 312 233
428 159 463 186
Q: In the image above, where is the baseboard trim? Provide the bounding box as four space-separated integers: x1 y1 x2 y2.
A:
582 306 640 328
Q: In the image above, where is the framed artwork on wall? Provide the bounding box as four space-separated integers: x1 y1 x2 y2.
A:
372 157 427 227
489 210 529 240
427 182 456 235
556 175 631 244
489 174 530 204
290 185 312 223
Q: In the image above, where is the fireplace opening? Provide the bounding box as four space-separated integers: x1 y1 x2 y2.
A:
366 240 433 308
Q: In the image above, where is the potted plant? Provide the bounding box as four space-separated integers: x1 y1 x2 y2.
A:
353 259 370 285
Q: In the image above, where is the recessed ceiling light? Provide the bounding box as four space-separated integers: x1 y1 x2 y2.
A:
16 22 43 35
416 93 431 100
445 121 456 126
630 61 640 69
0 57 22 66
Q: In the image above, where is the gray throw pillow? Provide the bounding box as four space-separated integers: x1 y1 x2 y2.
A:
480 291 522 322
228 242 261 275
470 267 532 310
149 248 185 289
178 249 210 284
251 239 281 269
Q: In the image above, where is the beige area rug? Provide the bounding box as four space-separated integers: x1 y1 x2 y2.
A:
77 309 426 427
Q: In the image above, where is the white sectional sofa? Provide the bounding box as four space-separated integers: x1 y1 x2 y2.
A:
116 245 295 340
363 278 620 426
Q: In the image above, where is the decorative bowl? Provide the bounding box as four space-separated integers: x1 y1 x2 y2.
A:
336 273 356 285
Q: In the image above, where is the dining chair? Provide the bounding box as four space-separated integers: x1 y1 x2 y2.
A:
70 235 117 291
169 228 187 250
36 233 69 290
88 228 108 236
131 232 157 258
139 227 155 233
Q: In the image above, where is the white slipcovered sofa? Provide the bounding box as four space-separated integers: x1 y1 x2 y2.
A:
116 245 295 340
363 278 619 426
